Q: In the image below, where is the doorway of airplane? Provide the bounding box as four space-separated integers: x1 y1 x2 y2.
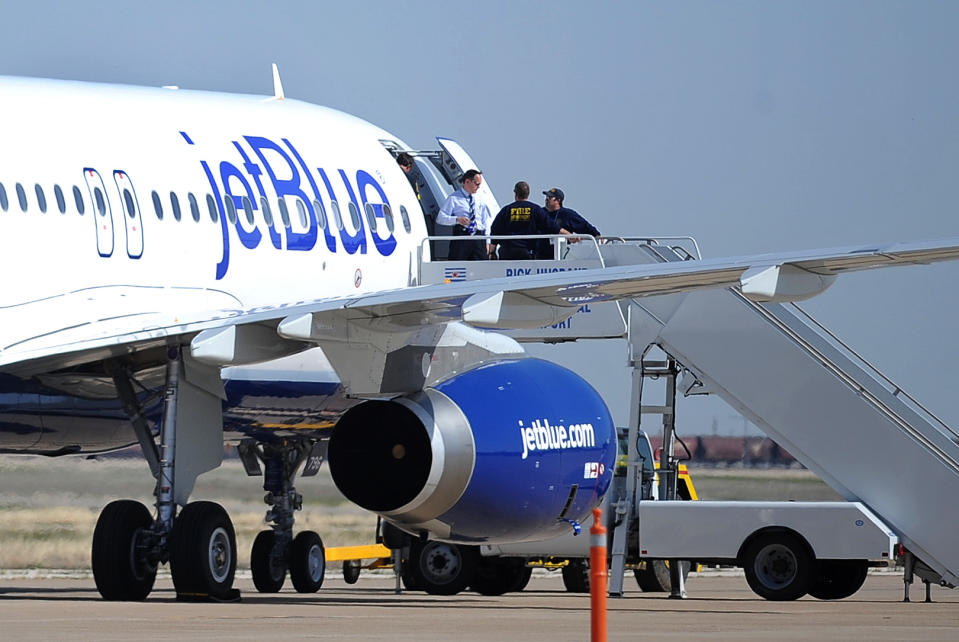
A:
380 138 500 261
83 168 114 258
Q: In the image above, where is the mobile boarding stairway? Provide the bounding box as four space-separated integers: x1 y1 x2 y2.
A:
422 235 959 594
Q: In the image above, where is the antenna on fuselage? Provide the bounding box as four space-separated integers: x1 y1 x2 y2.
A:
272 63 285 100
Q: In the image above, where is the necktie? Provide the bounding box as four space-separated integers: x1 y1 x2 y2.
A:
467 195 476 234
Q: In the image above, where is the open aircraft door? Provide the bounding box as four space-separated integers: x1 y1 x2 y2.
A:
436 137 501 215
84 168 114 258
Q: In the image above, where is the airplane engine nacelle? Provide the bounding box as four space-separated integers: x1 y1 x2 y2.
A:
328 358 616 543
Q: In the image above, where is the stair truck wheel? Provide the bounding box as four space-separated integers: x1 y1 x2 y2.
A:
808 559 869 600
742 531 814 601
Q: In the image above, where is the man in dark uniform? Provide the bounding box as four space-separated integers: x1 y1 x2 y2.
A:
397 152 442 257
536 187 602 259
490 181 569 260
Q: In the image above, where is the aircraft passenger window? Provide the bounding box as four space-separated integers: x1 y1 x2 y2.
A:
186 193 199 222
206 194 218 222
0 182 7 211
123 189 136 218
73 185 85 215
295 198 308 228
260 197 274 226
277 197 291 228
313 199 327 230
383 203 395 233
331 201 344 230
241 196 255 225
224 195 237 224
94 187 106 217
170 192 182 221
364 203 378 233
54 185 66 214
16 183 27 212
399 205 411 233
35 185 47 213
347 202 361 230
152 191 163 220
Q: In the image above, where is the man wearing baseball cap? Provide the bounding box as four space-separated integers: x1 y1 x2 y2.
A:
537 188 601 258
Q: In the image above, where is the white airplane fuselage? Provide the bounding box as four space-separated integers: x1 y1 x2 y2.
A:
0 76 433 452
0 75 422 319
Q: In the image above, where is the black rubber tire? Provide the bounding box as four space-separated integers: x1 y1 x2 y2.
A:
92 500 157 601
400 547 424 591
250 530 286 593
561 559 590 593
470 557 530 595
634 560 691 592
381 522 411 550
512 566 533 592
742 532 813 601
808 560 869 600
343 560 362 584
289 530 325 593
414 540 477 595
169 501 237 600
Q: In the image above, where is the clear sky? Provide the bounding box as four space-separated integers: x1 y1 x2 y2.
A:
2 1 958 436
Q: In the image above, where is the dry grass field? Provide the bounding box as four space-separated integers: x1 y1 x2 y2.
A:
0 455 840 569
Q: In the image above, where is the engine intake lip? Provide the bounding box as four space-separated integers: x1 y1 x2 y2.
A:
327 390 475 520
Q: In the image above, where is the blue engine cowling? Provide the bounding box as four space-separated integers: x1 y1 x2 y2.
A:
328 358 615 543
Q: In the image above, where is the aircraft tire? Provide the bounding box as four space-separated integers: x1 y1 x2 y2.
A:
170 501 237 600
400 549 425 590
742 531 813 601
511 566 533 592
561 559 590 593
250 530 286 593
342 560 362 584
289 530 326 593
470 556 530 595
634 559 691 592
807 560 868 600
92 499 157 601
414 541 477 595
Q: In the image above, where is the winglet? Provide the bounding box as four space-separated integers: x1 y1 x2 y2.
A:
272 63 285 100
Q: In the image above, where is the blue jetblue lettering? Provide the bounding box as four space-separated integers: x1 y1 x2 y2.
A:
220 160 262 250
232 141 282 249
284 138 337 253
244 136 317 252
335 169 367 255
182 132 396 278
356 169 396 256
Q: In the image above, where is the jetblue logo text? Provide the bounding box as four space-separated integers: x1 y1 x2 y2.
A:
182 131 396 279
519 418 596 460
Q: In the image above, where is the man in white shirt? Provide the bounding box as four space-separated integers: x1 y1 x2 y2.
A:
436 169 492 261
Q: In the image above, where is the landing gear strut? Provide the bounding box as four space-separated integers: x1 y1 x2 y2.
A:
240 438 327 593
94 348 238 601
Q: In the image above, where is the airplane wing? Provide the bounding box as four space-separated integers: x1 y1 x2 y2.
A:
2 237 958 376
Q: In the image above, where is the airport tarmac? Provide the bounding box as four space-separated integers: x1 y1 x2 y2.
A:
0 570 956 641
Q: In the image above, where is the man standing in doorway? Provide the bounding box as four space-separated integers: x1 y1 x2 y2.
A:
397 152 441 257
437 169 492 261
536 187 602 259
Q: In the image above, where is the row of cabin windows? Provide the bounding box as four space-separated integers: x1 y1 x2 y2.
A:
0 180 414 235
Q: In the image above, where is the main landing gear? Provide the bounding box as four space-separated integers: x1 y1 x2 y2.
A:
91 348 325 601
